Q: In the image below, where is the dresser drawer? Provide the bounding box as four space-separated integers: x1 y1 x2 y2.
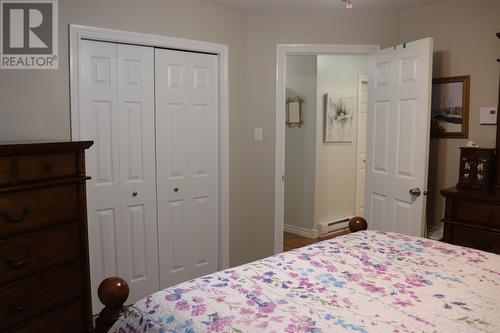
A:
445 223 500 254
0 184 78 239
17 153 77 182
0 223 80 285
0 261 82 331
5 299 85 333
454 200 500 227
0 158 11 185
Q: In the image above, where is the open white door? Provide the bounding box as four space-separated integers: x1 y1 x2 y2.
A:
365 38 433 237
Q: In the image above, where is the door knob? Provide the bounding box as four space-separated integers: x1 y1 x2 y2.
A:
132 191 138 197
409 187 421 197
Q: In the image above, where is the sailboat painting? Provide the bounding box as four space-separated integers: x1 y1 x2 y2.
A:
431 76 470 138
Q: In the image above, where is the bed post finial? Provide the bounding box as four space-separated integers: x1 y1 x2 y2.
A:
95 277 129 333
349 216 368 232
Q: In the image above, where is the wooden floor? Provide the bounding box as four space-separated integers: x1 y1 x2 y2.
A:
283 230 349 251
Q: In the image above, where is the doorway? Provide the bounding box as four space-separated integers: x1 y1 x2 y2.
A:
283 53 370 250
275 40 434 253
275 44 379 254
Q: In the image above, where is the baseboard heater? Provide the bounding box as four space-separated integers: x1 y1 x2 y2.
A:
317 217 352 236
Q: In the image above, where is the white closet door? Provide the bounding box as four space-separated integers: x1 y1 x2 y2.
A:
155 49 218 289
116 44 159 304
78 40 159 312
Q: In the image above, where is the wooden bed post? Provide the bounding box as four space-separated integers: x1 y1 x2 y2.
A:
95 277 129 333
349 216 368 232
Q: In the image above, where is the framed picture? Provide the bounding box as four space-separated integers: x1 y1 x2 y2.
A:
431 75 470 138
323 93 354 142
286 97 303 127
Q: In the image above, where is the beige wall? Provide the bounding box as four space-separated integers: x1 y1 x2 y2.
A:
315 54 367 227
399 0 500 231
0 0 246 141
0 0 248 266
284 56 317 231
0 3 401 266
2 0 496 267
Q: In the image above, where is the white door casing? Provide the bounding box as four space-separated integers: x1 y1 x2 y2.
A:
365 38 433 237
155 49 218 289
355 75 368 217
78 40 159 312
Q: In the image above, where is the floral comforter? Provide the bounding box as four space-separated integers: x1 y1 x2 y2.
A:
110 231 500 333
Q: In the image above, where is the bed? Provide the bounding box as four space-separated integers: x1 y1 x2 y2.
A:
96 218 500 333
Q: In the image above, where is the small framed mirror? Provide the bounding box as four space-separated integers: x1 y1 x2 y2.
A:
286 97 304 127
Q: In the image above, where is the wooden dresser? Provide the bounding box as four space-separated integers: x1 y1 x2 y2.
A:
0 141 93 332
441 186 500 254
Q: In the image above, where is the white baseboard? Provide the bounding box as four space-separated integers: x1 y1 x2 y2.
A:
284 224 318 239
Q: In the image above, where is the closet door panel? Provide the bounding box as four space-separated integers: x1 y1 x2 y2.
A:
155 50 190 287
117 44 159 304
78 40 121 312
156 50 218 289
187 53 218 278
79 41 158 313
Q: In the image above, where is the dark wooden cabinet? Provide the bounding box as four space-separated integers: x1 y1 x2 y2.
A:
457 147 495 189
441 186 500 254
0 141 93 332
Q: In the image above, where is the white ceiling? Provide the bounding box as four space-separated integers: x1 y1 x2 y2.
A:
205 0 443 11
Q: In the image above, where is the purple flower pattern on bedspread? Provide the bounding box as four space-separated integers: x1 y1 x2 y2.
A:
110 231 500 333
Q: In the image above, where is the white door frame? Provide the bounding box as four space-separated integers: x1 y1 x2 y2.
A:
69 24 230 269
274 44 379 254
354 74 369 217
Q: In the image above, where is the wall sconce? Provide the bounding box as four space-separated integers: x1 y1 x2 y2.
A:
286 96 304 128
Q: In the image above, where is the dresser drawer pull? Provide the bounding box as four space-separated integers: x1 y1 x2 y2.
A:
9 294 35 312
4 251 33 268
473 241 494 251
45 164 55 172
1 207 31 223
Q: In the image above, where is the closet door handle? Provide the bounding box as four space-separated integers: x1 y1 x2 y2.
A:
132 191 138 197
